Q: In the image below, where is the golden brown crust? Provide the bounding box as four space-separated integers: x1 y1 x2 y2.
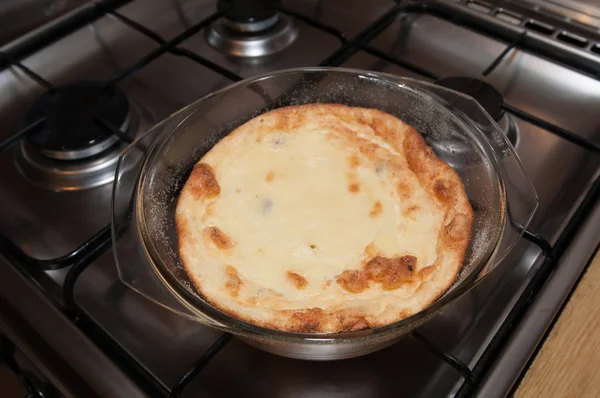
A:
363 242 379 258
348 182 360 193
396 182 412 200
365 255 416 290
287 271 308 289
187 163 220 199
336 255 416 293
334 310 370 332
288 308 325 332
403 205 420 219
176 103 473 333
336 270 370 294
402 129 473 291
369 201 383 218
224 265 243 297
202 226 233 250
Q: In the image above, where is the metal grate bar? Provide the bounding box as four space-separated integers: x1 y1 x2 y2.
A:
319 4 403 66
172 47 244 82
72 311 170 397
359 44 440 80
0 118 44 153
0 51 53 158
63 229 113 308
95 117 134 144
53 223 169 396
0 224 112 271
376 1 600 80
104 9 244 82
105 11 225 86
419 1 600 78
412 331 475 386
522 229 554 257
482 32 527 76
102 7 166 44
337 2 600 154
51 225 112 269
58 232 170 396
0 0 131 73
456 174 600 396
170 333 233 397
0 51 54 90
275 5 348 44
501 103 600 154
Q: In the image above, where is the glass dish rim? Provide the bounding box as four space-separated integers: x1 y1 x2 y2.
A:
133 66 509 343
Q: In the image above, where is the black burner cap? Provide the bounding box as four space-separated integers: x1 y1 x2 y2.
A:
435 76 504 122
218 0 278 23
23 82 129 160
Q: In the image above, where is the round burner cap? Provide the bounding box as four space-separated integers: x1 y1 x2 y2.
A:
435 76 504 122
23 82 129 160
206 15 298 57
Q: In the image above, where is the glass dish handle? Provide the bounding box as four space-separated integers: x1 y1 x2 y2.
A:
111 120 228 328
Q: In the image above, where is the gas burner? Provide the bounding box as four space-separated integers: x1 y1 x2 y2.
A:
206 1 297 57
206 14 297 57
23 82 130 160
222 14 279 33
435 76 518 146
16 82 155 191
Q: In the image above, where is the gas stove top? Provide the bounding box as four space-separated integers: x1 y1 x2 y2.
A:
0 1 598 397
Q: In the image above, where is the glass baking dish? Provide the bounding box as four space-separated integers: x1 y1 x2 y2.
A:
112 67 538 360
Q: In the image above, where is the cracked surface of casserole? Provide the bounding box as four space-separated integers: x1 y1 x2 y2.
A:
175 104 473 333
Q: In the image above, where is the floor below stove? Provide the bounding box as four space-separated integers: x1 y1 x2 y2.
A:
516 248 600 397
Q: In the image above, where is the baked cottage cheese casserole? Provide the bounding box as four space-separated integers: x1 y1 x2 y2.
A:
175 104 473 333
